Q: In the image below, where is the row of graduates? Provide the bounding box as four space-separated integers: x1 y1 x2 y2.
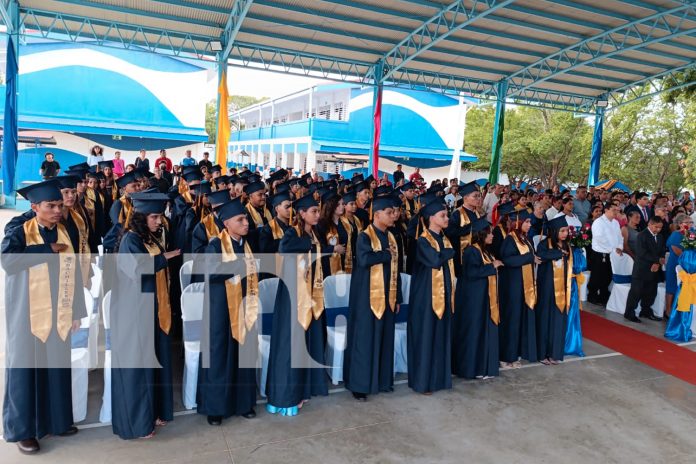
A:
1 169 581 454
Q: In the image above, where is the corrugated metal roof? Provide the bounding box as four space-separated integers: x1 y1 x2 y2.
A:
11 0 696 112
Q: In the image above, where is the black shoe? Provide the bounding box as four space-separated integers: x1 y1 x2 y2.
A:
207 416 222 426
58 426 78 437
624 314 642 323
641 313 662 321
241 409 256 419
352 392 367 401
17 438 40 454
380 386 394 393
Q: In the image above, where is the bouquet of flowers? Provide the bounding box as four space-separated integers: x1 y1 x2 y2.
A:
681 228 696 250
569 223 592 249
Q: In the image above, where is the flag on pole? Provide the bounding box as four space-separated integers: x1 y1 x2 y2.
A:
215 70 231 174
2 36 18 195
370 86 383 176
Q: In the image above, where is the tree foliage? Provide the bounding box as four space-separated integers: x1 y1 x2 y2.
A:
205 95 268 143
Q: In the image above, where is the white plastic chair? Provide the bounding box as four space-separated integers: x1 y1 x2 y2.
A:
323 274 351 385
181 282 205 410
257 278 279 397
532 234 542 250
71 288 91 423
606 252 665 317
179 260 194 292
88 262 102 369
99 291 112 423
394 273 411 374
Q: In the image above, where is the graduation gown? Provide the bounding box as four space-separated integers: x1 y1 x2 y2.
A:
453 245 499 379
82 188 107 239
258 218 289 254
390 220 408 276
196 237 257 418
355 205 370 230
110 231 173 439
317 219 349 277
407 230 455 393
498 234 538 363
245 204 271 253
535 239 569 361
266 226 328 409
445 206 479 277
405 213 422 274
191 214 224 255
1 220 87 442
344 226 402 395
491 224 507 259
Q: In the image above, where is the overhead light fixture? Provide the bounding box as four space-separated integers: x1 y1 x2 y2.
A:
210 40 223 52
596 99 609 107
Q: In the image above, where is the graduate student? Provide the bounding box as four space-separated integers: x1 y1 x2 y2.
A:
316 191 349 276
453 218 503 380
197 198 258 425
344 196 402 401
110 192 181 439
258 190 292 255
190 189 230 254
244 180 273 252
1 180 87 454
445 181 481 276
407 200 456 394
498 210 540 368
535 216 571 365
266 194 328 416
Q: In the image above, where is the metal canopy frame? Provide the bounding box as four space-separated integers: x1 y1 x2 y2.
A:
3 0 696 114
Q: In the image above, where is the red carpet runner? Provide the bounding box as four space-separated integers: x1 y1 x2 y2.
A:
581 311 696 386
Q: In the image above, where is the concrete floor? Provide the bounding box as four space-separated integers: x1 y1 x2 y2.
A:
1 209 695 463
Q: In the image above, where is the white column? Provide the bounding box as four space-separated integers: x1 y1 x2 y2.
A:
293 143 300 174
306 143 317 174
308 88 313 118
281 147 288 170
448 97 469 182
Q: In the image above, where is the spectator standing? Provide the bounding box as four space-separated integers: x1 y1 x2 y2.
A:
392 164 405 186
156 149 173 173
134 149 150 172
181 149 197 167
482 183 502 222
199 151 213 172
112 151 125 177
87 145 104 167
587 202 623 305
573 185 591 224
39 152 60 179
623 217 665 322
625 192 651 231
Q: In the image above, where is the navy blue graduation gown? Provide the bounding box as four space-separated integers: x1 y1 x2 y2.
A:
535 239 569 361
266 226 328 408
445 206 478 277
390 221 408 276
245 205 270 253
498 234 538 363
196 237 257 418
1 221 87 441
191 215 224 255
110 231 173 439
82 189 107 239
344 226 401 395
407 231 455 393
453 246 499 379
316 220 346 277
491 225 507 259
354 206 370 230
258 219 289 254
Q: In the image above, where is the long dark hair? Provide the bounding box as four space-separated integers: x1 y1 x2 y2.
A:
548 227 570 253
117 211 159 250
318 196 340 232
472 225 493 257
90 145 103 157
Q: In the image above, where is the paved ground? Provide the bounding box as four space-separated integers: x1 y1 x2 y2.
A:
1 208 695 463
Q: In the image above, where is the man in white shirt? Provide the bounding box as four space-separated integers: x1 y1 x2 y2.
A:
587 202 624 305
482 184 502 222
444 184 461 210
545 196 563 221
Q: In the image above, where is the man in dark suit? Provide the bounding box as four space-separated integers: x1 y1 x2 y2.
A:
392 164 405 186
624 192 652 231
624 216 665 323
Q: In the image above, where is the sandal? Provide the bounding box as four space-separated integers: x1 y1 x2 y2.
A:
512 361 522 369
140 430 155 439
155 419 167 427
540 359 552 366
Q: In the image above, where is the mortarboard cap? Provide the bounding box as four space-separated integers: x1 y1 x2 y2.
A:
213 175 229 186
271 192 292 207
244 181 266 195
421 200 447 218
343 191 357 204
207 190 231 206
130 192 170 214
400 182 416 191
216 198 247 222
210 164 222 173
17 179 63 203
371 196 395 213
459 181 479 197
116 171 139 189
497 201 516 216
69 162 90 171
183 170 203 183
546 215 568 231
471 217 491 233
351 174 364 185
54 175 81 190
293 193 319 211
98 160 114 170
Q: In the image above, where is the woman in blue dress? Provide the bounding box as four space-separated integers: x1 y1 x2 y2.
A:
664 213 693 319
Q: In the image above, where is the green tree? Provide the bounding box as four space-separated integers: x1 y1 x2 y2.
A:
465 106 592 187
205 95 269 143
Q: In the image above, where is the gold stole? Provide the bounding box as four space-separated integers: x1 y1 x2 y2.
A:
142 240 172 334
364 225 398 319
347 214 363 233
68 208 92 287
339 216 353 274
201 213 220 240
403 198 418 220
497 223 507 239
421 230 455 319
511 232 537 309
550 242 573 313
246 203 272 228
84 188 97 230
294 226 324 330
23 218 76 342
326 223 343 275
268 218 285 276
474 244 500 324
118 197 133 227
219 230 259 344
458 207 477 252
